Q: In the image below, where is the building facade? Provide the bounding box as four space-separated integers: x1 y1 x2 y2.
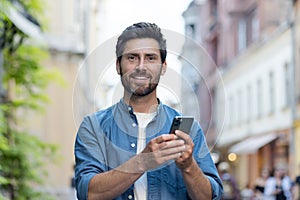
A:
27 0 102 199
181 0 220 148
293 2 300 195
182 0 299 191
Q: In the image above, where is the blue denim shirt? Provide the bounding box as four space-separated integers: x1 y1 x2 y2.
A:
74 99 223 200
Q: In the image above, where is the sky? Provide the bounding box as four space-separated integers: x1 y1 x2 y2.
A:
97 0 193 43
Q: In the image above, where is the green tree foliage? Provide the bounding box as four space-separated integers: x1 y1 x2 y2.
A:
0 0 62 199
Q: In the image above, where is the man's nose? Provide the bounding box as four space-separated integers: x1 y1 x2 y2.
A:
136 57 147 70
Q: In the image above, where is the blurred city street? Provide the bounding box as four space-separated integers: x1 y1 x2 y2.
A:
1 0 300 199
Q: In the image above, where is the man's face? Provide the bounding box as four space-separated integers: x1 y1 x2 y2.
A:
117 38 167 97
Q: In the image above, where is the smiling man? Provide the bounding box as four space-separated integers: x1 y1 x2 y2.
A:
74 22 223 200
117 38 164 99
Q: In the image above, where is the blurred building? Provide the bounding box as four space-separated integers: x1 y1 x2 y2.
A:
26 0 102 199
293 0 300 185
180 0 219 148
181 0 300 189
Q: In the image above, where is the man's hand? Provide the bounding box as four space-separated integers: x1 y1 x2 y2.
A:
139 134 186 171
174 130 194 170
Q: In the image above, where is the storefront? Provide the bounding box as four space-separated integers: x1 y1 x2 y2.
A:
220 130 290 189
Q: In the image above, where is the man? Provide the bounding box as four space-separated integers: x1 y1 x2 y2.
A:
74 22 223 200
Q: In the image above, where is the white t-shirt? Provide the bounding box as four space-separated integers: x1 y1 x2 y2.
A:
134 112 156 200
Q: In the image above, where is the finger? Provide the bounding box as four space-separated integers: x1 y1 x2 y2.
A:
160 139 185 150
181 148 192 158
175 152 187 164
155 134 178 144
175 144 193 162
146 134 179 152
160 144 186 156
158 152 184 164
175 151 192 164
174 130 193 144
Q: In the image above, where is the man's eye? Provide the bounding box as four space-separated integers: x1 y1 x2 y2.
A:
147 56 156 62
128 55 135 60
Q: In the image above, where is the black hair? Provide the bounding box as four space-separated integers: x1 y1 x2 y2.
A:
115 22 167 63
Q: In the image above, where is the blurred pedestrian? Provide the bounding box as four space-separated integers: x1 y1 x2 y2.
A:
254 167 270 199
218 162 240 200
70 164 78 200
240 183 254 200
264 164 292 200
294 164 300 200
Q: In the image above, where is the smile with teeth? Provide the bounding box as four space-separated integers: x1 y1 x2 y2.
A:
131 73 151 80
131 75 151 86
133 76 149 80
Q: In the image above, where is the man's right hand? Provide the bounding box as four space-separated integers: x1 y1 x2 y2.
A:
138 134 186 171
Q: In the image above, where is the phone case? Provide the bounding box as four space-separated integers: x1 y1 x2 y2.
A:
169 116 194 134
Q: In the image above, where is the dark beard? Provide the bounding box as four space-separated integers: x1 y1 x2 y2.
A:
120 70 159 97
120 76 158 97
131 83 158 97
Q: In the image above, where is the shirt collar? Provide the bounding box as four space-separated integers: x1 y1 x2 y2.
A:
119 98 162 116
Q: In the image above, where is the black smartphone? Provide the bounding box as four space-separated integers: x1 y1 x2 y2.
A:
169 116 194 134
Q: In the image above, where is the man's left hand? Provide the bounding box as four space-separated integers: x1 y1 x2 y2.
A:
174 130 194 170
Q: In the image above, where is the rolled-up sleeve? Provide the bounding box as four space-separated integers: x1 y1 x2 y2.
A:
207 176 223 200
74 115 106 200
191 122 223 199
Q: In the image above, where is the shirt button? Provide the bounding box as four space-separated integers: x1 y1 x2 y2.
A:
128 107 132 111
132 123 137 127
130 143 136 148
128 194 133 199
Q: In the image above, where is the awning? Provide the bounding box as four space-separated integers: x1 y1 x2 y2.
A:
228 133 277 155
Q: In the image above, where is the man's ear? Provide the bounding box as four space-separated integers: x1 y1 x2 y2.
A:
161 61 167 75
116 60 121 75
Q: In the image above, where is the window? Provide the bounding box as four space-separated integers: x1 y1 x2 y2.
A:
251 14 259 42
284 63 290 107
269 71 275 114
73 0 82 22
228 95 234 127
238 19 247 52
211 0 218 17
246 84 252 122
257 79 262 118
237 90 242 124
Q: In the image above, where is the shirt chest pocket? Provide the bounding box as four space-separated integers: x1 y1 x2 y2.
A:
102 129 137 169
